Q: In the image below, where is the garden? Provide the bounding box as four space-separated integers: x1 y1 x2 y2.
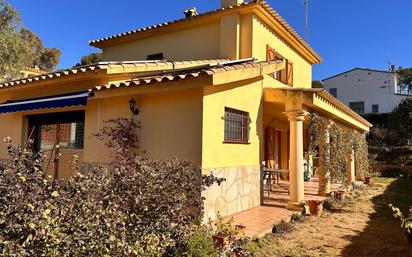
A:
1 98 411 256
0 118 250 256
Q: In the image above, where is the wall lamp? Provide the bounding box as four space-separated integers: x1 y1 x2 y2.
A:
128 98 139 116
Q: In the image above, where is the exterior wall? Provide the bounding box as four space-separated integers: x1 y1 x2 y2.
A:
323 69 407 114
251 15 313 88
201 79 263 169
203 166 260 220
0 113 24 158
201 79 263 218
102 22 221 62
84 88 203 166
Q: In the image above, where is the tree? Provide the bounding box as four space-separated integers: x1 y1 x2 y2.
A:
386 97 412 145
20 28 61 71
396 67 412 95
312 80 324 88
0 1 61 80
75 52 102 67
0 0 29 79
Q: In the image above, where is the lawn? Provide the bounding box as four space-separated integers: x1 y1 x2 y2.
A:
244 178 412 257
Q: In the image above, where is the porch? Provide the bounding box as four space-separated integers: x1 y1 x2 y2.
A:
231 177 340 237
262 87 372 212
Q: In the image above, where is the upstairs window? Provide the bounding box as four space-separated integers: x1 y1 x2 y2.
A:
329 88 337 98
266 45 293 86
146 53 164 60
349 101 365 114
223 107 250 144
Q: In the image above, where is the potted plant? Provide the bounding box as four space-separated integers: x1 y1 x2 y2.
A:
389 204 412 243
364 176 372 184
306 200 324 216
334 190 346 201
211 213 242 249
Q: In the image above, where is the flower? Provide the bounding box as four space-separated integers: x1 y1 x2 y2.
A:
51 191 59 198
3 137 11 143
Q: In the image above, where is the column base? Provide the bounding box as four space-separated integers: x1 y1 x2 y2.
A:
287 201 305 211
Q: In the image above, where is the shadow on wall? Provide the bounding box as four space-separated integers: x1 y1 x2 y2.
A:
341 179 412 257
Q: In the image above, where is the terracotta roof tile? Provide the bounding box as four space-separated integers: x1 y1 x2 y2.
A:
96 60 282 91
0 59 229 90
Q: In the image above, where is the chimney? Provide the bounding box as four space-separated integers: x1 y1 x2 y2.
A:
184 7 198 18
221 0 244 8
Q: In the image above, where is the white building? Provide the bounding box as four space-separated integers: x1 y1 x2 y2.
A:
322 68 409 114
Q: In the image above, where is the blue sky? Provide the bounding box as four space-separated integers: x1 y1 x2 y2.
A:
8 0 412 80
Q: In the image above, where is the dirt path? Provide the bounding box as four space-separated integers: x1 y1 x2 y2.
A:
246 178 412 257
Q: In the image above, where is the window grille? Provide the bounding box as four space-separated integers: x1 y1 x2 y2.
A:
223 107 250 144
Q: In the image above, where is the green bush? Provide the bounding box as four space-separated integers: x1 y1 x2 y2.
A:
272 219 293 234
381 167 405 178
290 213 304 223
184 229 217 257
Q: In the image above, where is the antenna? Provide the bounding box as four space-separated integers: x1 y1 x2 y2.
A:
303 0 309 42
387 55 392 71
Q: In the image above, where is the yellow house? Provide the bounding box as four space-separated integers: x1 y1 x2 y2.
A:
0 0 371 219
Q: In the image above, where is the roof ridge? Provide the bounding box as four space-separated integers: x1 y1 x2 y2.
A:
89 1 258 46
322 67 393 81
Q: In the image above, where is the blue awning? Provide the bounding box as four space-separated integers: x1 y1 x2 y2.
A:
0 91 90 114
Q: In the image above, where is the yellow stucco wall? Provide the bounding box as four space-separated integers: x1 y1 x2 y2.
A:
251 15 313 89
201 78 263 169
84 88 203 166
0 113 24 158
0 86 204 167
102 22 221 62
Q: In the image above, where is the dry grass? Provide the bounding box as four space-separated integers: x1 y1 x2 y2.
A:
244 178 412 257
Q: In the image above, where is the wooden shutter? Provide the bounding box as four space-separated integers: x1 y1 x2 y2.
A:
266 45 276 61
286 60 294 86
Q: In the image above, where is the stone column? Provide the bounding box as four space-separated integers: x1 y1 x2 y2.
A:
318 121 331 196
346 148 356 185
285 111 308 211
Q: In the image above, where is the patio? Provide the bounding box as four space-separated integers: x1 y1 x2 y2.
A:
231 177 340 237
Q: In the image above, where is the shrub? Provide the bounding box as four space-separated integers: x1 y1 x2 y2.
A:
183 228 217 257
0 118 226 256
389 204 412 236
272 219 293 234
381 167 405 178
290 213 304 223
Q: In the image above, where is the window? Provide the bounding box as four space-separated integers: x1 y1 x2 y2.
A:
266 45 293 86
372 104 379 113
146 53 164 60
223 107 250 144
27 111 85 179
349 102 365 114
329 88 337 98
28 111 85 152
